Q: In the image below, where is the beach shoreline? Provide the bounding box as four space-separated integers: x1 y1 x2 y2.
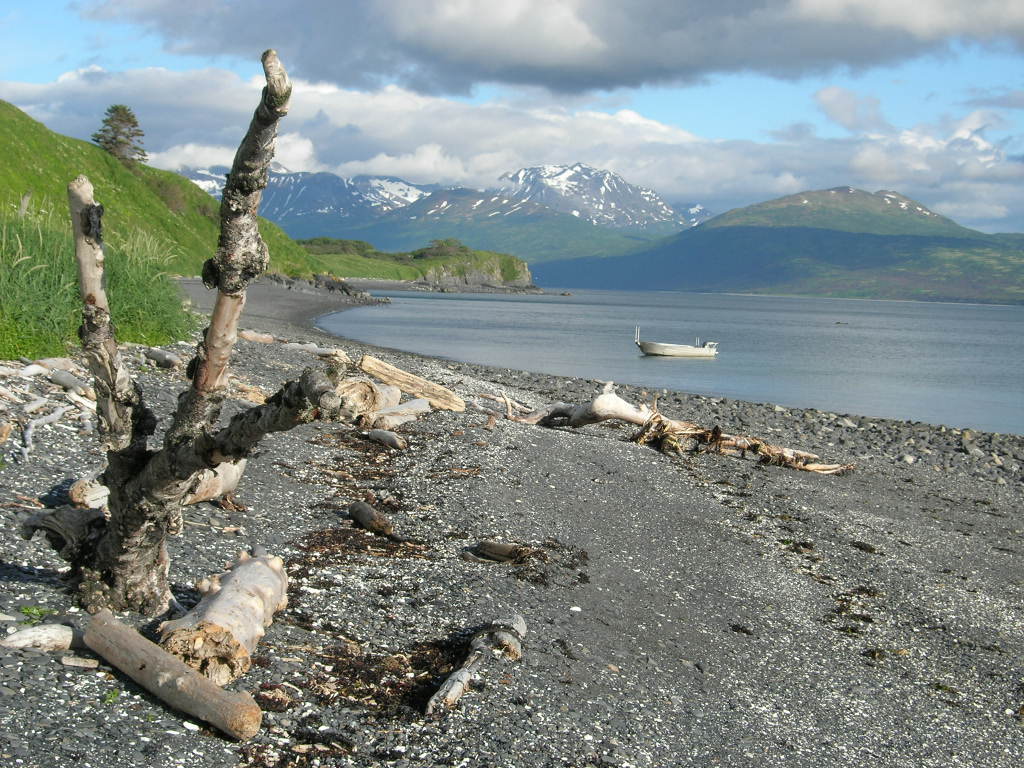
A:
0 278 1020 767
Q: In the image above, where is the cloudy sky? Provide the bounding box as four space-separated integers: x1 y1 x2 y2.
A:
2 0 1024 231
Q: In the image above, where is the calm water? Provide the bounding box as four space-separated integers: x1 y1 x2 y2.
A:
317 290 1024 435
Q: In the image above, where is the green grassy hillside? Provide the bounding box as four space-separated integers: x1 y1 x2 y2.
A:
0 99 308 276
299 238 533 285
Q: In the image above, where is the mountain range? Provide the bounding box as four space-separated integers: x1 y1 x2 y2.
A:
180 162 707 261
534 187 1024 304
180 155 1024 304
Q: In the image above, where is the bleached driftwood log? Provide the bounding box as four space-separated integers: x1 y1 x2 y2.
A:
364 398 431 430
426 615 527 715
475 382 853 474
0 623 83 651
359 355 465 411
85 609 262 740
159 546 288 685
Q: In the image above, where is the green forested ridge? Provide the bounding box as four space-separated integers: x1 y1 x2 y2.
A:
298 237 533 285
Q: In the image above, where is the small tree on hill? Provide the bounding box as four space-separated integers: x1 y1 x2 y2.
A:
92 104 147 163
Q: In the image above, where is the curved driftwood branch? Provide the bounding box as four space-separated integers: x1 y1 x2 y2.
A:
426 615 527 715
159 547 288 686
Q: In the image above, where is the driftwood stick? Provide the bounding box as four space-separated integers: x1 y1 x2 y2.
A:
143 348 182 369
346 500 400 538
20 406 71 460
159 547 288 686
85 609 262 740
359 355 465 411
426 615 527 715
68 175 154 455
364 398 431 431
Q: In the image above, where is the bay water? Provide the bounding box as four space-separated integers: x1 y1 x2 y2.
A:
317 290 1024 435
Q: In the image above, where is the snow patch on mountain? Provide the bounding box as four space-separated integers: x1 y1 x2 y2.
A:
498 162 707 230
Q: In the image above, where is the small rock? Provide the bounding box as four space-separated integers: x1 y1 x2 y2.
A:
901 454 917 464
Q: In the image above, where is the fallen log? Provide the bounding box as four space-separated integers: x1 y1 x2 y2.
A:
48 369 95 399
346 500 404 540
425 615 527 715
359 355 465 412
238 329 275 344
85 609 262 740
475 383 853 475
159 546 288 686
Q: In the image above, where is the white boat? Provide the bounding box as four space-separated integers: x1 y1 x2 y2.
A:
634 326 718 358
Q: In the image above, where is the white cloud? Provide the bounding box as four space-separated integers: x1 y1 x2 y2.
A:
83 0 1024 93
2 62 1023 231
815 86 890 133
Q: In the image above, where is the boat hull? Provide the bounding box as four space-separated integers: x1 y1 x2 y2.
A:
637 341 718 358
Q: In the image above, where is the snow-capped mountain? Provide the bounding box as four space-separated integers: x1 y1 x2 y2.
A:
498 163 708 231
179 162 709 248
178 166 437 233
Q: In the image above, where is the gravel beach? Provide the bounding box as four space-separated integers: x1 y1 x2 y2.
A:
0 278 1021 768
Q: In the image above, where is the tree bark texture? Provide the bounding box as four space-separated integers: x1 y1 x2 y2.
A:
168 48 292 446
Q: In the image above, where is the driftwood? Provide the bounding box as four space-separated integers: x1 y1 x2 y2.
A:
359 355 465 412
476 383 853 475
238 329 275 343
465 540 538 563
366 429 408 450
66 459 246 513
20 406 71 461
85 609 262 740
346 500 406 541
0 623 83 651
364 398 431 431
48 369 95 398
159 547 288 685
22 51 392 616
425 615 527 715
144 348 182 368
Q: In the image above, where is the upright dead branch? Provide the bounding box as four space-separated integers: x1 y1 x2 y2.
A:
169 49 292 444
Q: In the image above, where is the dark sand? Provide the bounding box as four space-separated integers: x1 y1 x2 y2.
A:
0 278 1020 767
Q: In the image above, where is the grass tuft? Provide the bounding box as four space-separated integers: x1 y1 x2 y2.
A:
0 201 199 359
